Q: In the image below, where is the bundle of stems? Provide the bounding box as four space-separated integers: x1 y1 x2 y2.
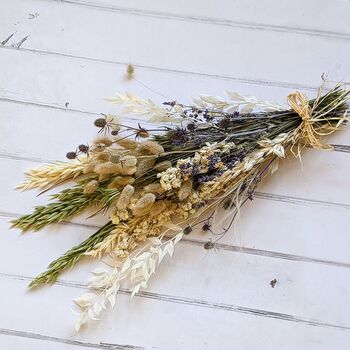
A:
12 84 349 329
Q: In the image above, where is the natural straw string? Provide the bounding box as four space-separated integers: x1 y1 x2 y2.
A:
287 91 333 158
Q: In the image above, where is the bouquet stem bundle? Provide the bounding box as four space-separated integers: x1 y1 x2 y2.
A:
12 84 349 330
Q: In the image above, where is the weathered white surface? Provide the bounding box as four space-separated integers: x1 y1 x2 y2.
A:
0 0 350 349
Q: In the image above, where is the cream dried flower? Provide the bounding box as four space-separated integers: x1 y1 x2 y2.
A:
158 167 182 191
108 176 134 189
139 141 164 155
116 185 135 210
132 193 156 216
83 180 99 195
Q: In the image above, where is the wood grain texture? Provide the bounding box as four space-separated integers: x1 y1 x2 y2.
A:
0 0 350 348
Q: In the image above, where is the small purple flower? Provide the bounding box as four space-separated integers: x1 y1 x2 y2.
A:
208 154 221 171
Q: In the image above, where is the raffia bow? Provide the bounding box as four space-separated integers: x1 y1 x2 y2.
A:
287 91 334 158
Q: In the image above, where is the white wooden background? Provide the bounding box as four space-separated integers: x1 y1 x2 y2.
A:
0 0 350 349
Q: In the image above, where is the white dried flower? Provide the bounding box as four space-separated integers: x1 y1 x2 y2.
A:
157 167 182 191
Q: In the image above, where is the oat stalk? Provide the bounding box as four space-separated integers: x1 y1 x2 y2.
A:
29 221 116 288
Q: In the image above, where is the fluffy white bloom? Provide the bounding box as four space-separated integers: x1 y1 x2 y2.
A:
157 167 182 191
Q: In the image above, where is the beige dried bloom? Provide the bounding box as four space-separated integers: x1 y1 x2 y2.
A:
122 155 137 167
139 141 164 155
132 193 156 216
143 183 164 194
94 162 121 175
158 167 182 191
116 138 138 150
108 176 134 189
178 180 193 201
154 160 172 172
83 180 99 195
93 136 113 147
120 166 137 176
135 158 156 177
149 200 167 216
83 160 99 174
116 184 135 210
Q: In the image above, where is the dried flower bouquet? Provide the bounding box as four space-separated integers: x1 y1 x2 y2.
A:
12 84 349 330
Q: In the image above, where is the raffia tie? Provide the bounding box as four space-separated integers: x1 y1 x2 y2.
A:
287 91 333 158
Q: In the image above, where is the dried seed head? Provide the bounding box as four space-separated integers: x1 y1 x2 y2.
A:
94 118 107 128
120 165 137 176
96 152 110 162
204 241 215 250
116 137 138 150
83 160 99 174
223 199 232 210
108 176 134 189
187 123 196 131
202 222 211 231
98 173 111 181
136 126 150 138
83 180 99 195
109 154 121 163
135 158 156 177
78 144 89 153
154 160 172 172
149 200 167 216
143 183 164 194
94 162 121 175
139 141 164 155
122 155 137 167
132 193 156 216
126 63 134 79
178 180 193 201
66 151 77 160
93 136 113 147
183 225 192 235
117 184 135 210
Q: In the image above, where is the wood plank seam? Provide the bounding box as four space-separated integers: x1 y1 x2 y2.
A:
0 328 147 350
44 0 350 41
1 272 350 331
1 210 350 268
0 46 320 91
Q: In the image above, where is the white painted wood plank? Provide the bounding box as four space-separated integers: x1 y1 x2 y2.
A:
1 47 348 146
0 46 311 113
0 277 349 350
2 215 350 327
0 332 120 350
0 0 349 88
69 0 350 37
